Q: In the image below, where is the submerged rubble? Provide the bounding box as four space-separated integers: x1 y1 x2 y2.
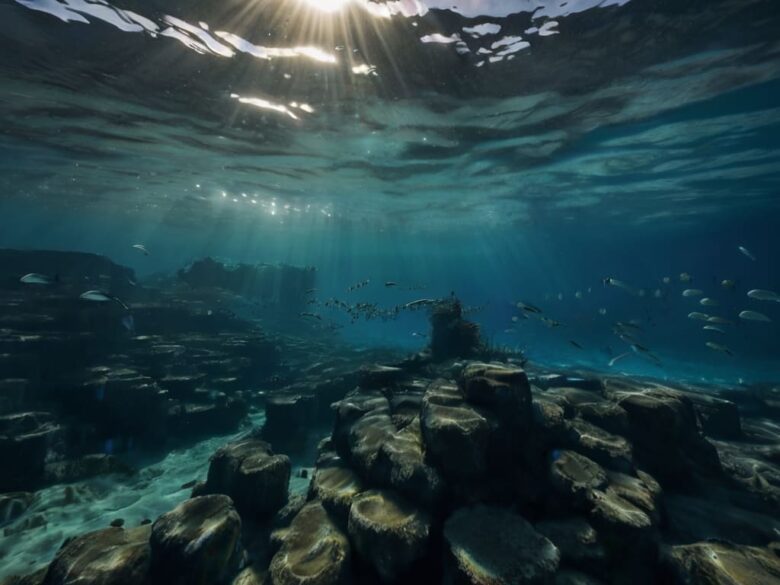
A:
1 252 779 585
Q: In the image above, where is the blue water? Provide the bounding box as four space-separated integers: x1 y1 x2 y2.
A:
1 0 779 384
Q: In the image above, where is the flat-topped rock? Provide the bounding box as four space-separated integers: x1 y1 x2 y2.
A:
550 450 608 508
421 380 491 478
42 525 151 585
347 489 431 583
198 437 290 520
358 364 404 389
309 451 365 523
150 495 242 585
661 541 780 585
270 501 351 585
444 505 560 585
565 419 633 473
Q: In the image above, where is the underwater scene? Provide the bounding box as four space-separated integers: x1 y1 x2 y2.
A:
1 0 780 583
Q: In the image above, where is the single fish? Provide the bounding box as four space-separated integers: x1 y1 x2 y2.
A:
706 341 732 356
699 298 719 306
540 317 561 328
608 352 630 367
569 340 584 350
575 291 582 299
688 312 710 321
557 293 564 301
721 279 735 289
631 343 661 365
305 288 317 294
703 325 725 333
603 277 636 294
739 310 771 322
404 298 437 309
653 289 662 298
747 289 780 302
132 244 150 256
384 281 398 288
511 316 519 323
615 321 641 331
707 316 733 325
662 276 671 284
598 308 607 316
738 245 756 261
299 312 322 320
20 273 54 285
679 272 692 283
682 289 703 297
80 290 129 310
516 301 542 314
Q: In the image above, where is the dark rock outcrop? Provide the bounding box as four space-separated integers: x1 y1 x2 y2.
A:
150 495 242 585
196 438 290 521
42 525 151 585
347 489 431 583
444 506 560 585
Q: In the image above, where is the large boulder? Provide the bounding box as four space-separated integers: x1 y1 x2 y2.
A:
617 389 720 484
444 506 560 585
309 451 365 523
549 451 608 510
198 437 290 520
263 395 316 446
347 489 431 583
460 363 531 420
42 525 151 585
269 501 351 585
564 419 633 473
150 495 243 585
421 380 491 478
660 541 780 584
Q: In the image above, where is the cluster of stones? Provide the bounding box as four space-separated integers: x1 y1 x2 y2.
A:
5 358 780 585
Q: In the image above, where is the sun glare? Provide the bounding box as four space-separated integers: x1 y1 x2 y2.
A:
304 0 351 12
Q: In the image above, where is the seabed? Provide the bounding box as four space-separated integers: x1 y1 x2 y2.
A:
0 249 779 585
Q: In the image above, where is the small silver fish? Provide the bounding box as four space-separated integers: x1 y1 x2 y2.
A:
662 276 671 284
653 289 662 298
738 246 756 261
707 316 733 325
516 301 542 314
20 273 54 285
682 289 703 297
603 277 636 294
598 308 607 316
703 325 725 333
688 312 710 321
747 289 780 302
575 291 582 299
679 272 692 283
132 244 150 256
721 279 735 289
706 341 732 356
608 352 630 367
80 290 129 310
739 310 771 322
569 340 584 349
384 281 398 288
699 298 718 306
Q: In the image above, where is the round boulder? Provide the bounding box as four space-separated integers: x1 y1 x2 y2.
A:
150 495 242 585
43 525 151 585
347 489 431 583
444 506 560 585
270 501 351 585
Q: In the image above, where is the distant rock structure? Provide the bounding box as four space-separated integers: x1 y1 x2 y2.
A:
0 249 281 493
429 298 482 361
178 257 316 313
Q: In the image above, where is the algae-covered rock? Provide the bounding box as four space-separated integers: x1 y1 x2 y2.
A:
150 495 242 585
347 489 431 583
660 541 780 584
444 505 560 585
270 501 351 585
42 525 151 585
309 451 365 523
421 380 491 478
549 450 608 508
201 437 290 520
